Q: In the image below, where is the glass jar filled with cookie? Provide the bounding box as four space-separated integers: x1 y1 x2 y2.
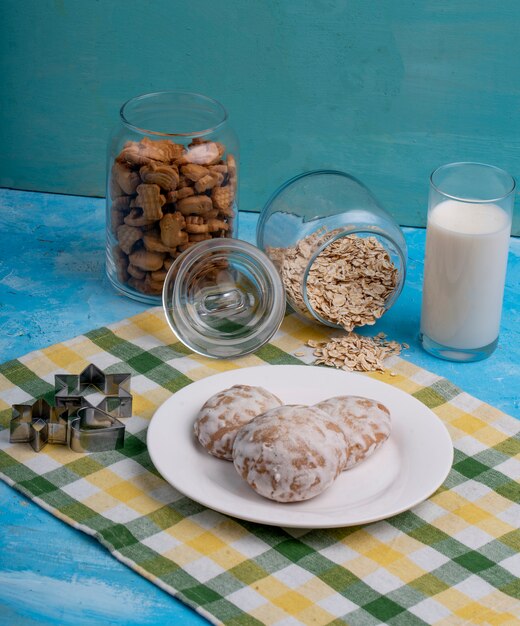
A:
106 91 239 304
257 170 408 331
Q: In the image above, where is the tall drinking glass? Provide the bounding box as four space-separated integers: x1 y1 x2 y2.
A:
420 162 515 362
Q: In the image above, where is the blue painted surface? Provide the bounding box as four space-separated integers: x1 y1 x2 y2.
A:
2 1 520 233
0 188 518 625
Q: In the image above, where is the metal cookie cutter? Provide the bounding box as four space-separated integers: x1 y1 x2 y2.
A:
68 406 125 453
55 363 132 417
10 399 72 452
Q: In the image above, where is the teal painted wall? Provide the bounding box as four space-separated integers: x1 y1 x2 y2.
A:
2 0 519 233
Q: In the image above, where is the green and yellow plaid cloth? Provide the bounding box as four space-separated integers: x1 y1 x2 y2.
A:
0 308 519 625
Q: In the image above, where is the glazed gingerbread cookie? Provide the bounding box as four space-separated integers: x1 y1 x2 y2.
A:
313 395 391 470
232 405 347 502
194 384 282 461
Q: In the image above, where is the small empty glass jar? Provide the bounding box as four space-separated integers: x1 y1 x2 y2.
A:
106 91 239 304
162 239 286 358
257 170 407 330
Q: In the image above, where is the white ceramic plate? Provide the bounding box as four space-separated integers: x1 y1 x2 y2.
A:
147 365 453 528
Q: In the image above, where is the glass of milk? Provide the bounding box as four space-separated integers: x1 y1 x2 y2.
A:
420 162 515 362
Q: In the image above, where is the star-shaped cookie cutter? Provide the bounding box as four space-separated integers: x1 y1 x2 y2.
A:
55 364 132 417
68 406 125 453
10 399 72 452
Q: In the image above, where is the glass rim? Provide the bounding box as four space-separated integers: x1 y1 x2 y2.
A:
301 228 407 328
120 90 228 137
430 162 516 204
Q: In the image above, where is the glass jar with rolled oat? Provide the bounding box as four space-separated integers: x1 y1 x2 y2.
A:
106 91 239 303
257 170 407 331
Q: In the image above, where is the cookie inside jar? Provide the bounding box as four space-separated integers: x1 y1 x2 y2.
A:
108 138 237 301
106 91 239 304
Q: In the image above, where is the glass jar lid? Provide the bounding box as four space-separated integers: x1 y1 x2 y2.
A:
162 239 286 358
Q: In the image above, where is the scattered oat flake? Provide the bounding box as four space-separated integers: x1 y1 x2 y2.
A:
307 332 402 373
294 351 305 357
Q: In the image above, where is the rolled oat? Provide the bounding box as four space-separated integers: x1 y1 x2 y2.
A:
268 232 398 331
308 333 402 373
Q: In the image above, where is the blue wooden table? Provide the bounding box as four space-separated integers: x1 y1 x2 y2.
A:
0 189 518 625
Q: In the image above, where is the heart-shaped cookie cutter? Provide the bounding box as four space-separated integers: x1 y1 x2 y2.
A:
68 406 126 453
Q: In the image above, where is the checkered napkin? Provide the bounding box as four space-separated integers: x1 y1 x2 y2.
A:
1 308 519 626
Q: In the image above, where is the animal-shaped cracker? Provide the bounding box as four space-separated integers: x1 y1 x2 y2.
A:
160 213 188 248
135 184 165 221
181 164 209 182
124 208 157 228
185 216 209 234
143 230 178 254
180 141 225 166
117 224 143 255
128 249 165 272
207 218 229 233
111 162 140 195
118 137 184 165
208 164 228 175
211 186 235 213
176 195 213 216
166 187 195 204
195 173 223 193
139 163 179 190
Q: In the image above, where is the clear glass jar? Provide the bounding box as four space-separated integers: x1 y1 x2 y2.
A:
257 170 407 331
163 239 285 358
106 91 239 304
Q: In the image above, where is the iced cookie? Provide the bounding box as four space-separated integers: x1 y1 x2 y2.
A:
314 396 391 470
232 405 346 502
194 385 282 460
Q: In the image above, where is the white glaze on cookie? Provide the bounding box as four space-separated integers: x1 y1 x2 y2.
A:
232 405 346 502
194 385 282 460
314 396 391 470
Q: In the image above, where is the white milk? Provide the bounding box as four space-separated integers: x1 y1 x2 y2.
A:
421 200 511 349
